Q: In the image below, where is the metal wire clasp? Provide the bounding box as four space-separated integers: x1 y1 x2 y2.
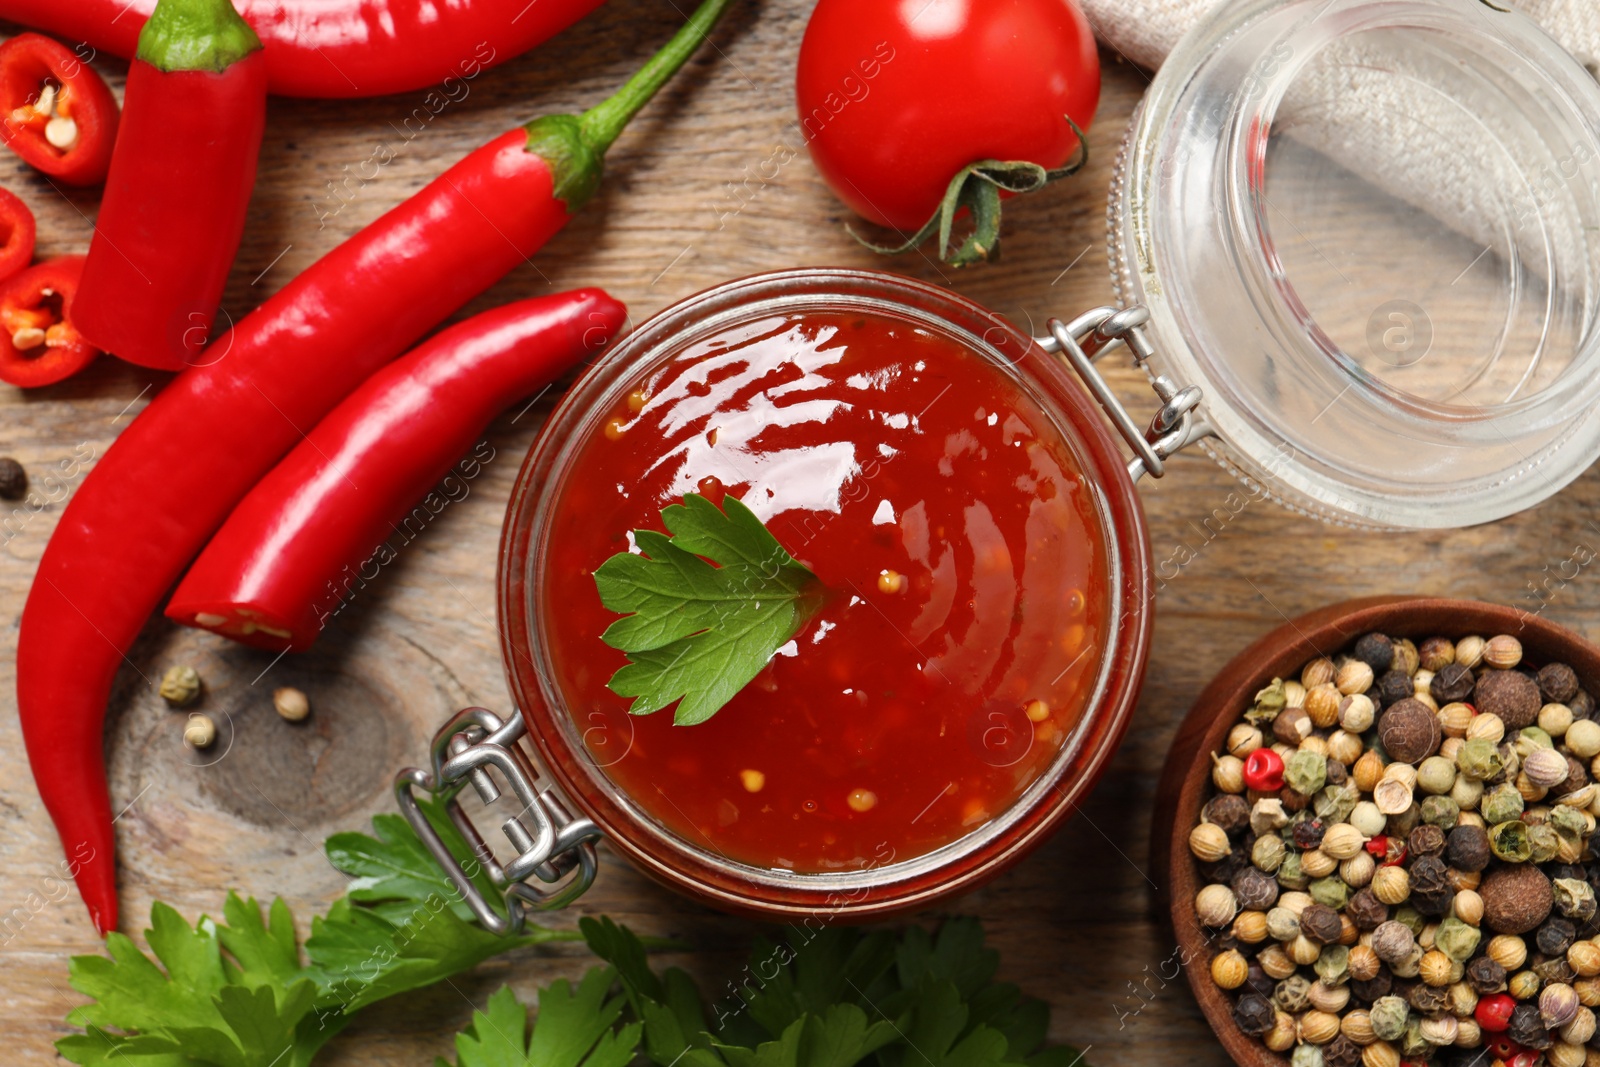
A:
394 706 601 935
1036 305 1214 482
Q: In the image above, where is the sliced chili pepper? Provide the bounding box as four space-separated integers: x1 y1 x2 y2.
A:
0 186 36 282
0 255 98 387
0 0 607 99
75 0 266 370
168 290 626 650
0 33 118 185
18 0 733 935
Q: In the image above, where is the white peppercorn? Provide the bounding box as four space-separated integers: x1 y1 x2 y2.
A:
1190 823 1231 862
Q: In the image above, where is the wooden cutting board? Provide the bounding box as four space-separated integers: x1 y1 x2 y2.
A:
4 2 1599 1062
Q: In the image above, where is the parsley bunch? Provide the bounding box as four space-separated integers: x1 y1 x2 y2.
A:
58 795 579 1066
442 917 1089 1067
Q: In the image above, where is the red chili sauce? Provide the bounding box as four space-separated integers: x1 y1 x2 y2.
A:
542 309 1107 872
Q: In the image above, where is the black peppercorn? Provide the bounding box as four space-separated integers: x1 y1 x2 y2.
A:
1202 848 1251 886
1202 794 1251 838
1232 867 1279 912
1431 662 1476 704
1572 689 1595 721
1412 887 1452 917
1293 816 1326 851
1377 669 1414 707
1408 824 1445 857
1408 982 1449 1014
0 457 24 501
1532 954 1575 987
1538 916 1577 956
1466 955 1507 994
1508 1002 1553 1050
1446 824 1492 872
1410 854 1451 897
1300 903 1344 945
1347 888 1390 930
1540 662 1582 705
1233 992 1275 1036
1352 970 1393 1003
1325 757 1347 786
1355 633 1395 673
1555 755 1590 797
1476 669 1542 729
1244 963 1275 999
1323 1036 1361 1067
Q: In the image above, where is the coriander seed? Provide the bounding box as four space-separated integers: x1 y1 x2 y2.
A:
183 713 216 748
1568 940 1600 978
1304 656 1336 688
1566 719 1600 759
1259 943 1296 979
1234 910 1269 943
1189 822 1231 862
158 665 202 708
1227 722 1263 758
1559 1005 1596 1044
1542 702 1576 738
1301 1009 1342 1045
1456 635 1487 669
1373 866 1411 906
273 686 311 722
1438 701 1474 738
1197 883 1238 927
1308 683 1342 728
1212 753 1246 793
1265 1011 1298 1052
1211 949 1249 989
1484 634 1524 670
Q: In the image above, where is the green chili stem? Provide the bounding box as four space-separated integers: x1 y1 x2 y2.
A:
577 0 737 157
136 0 262 72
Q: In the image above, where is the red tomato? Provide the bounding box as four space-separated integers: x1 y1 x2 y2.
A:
797 0 1100 232
0 34 119 186
0 255 99 388
0 187 35 282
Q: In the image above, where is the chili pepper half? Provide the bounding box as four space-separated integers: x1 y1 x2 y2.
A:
75 0 265 371
168 290 625 650
0 255 99 387
0 33 118 185
0 0 608 100
18 0 734 935
0 186 36 282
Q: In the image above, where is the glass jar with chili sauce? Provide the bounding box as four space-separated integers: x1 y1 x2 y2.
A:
398 269 1207 930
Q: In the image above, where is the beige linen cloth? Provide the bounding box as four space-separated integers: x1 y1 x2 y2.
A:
1078 0 1600 73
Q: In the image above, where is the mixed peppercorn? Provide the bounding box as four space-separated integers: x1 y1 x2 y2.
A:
1191 631 1600 1067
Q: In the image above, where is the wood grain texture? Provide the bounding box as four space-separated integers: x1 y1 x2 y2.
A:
4 2 1600 1064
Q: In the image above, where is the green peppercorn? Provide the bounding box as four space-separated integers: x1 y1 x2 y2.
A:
1554 878 1598 923
1399 1020 1431 1059
1311 875 1353 910
1459 737 1504 781
1252 834 1287 873
1291 1045 1324 1067
1482 783 1526 825
1528 822 1560 864
1417 755 1457 795
1246 678 1288 724
1287 749 1328 795
1517 726 1555 757
1277 852 1309 890
1314 783 1360 824
1392 906 1425 937
1315 943 1351 986
1435 916 1482 962
1419 795 1459 830
1490 820 1534 863
1551 805 1588 840
1370 995 1410 1041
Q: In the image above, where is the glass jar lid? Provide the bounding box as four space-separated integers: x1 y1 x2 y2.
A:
1110 0 1600 528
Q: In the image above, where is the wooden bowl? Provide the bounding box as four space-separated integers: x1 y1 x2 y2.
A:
1150 596 1600 1067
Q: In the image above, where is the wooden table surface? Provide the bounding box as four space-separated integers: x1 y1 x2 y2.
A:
5 2 1600 1063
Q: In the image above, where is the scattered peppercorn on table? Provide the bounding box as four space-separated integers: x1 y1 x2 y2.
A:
10 5 1600 1066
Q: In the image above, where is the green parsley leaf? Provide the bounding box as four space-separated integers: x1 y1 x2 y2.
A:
593 492 818 726
58 795 580 1067
440 972 643 1067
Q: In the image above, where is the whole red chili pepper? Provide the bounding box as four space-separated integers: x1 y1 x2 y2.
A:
0 255 99 387
75 0 265 371
0 33 118 185
167 290 625 649
0 0 607 99
0 186 35 283
17 0 732 935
